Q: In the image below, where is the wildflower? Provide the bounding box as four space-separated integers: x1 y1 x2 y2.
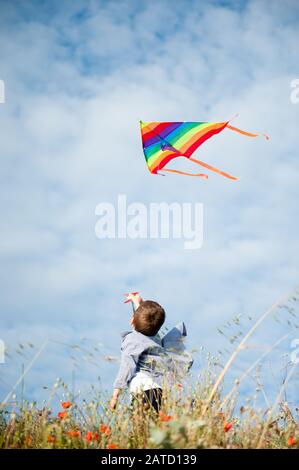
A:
224 422 233 432
84 431 94 442
176 383 183 390
61 401 72 409
287 436 296 446
83 431 100 442
47 435 56 443
100 424 111 436
158 411 173 422
57 411 68 420
67 430 80 438
106 443 118 449
25 435 33 446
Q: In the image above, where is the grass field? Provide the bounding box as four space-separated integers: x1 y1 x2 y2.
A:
0 378 298 449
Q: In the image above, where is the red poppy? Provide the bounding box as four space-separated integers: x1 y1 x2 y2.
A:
57 411 68 420
67 430 80 438
158 411 173 422
106 443 118 449
84 431 94 442
100 424 111 436
287 436 296 446
61 401 72 409
47 435 56 443
25 435 33 447
224 422 233 432
84 431 100 442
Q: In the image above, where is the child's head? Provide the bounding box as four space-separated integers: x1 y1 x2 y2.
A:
131 300 165 336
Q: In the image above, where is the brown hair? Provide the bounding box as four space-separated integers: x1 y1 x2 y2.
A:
133 300 165 336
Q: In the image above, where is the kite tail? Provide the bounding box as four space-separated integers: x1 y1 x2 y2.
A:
161 168 208 179
188 157 238 181
226 124 269 140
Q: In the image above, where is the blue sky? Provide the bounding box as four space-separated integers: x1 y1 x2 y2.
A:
0 0 299 409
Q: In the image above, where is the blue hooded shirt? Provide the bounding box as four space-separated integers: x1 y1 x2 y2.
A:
113 322 193 390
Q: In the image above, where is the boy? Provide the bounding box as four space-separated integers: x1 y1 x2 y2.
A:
110 293 193 412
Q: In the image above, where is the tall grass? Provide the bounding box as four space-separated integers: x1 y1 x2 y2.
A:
0 378 298 449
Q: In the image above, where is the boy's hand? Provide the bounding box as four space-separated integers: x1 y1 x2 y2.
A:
124 292 142 309
109 388 120 410
109 397 118 410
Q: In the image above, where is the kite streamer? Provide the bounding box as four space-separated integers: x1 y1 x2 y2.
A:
140 120 269 180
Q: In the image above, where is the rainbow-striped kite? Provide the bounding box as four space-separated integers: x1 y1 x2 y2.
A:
140 120 269 180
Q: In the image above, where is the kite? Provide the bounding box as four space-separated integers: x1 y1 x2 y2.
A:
140 120 269 180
